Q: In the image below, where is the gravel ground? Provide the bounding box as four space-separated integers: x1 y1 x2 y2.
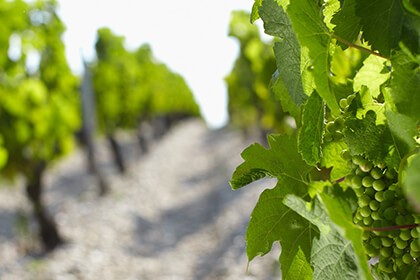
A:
0 119 281 280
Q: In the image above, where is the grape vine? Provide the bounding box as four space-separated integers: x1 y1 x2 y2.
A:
230 0 420 279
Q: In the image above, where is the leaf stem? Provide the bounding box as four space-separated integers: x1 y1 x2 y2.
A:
332 34 389 60
365 223 419 232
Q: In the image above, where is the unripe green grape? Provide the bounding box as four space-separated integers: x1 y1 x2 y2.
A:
381 237 393 247
354 187 364 197
363 216 373 226
380 247 393 258
370 167 384 179
355 211 363 221
364 243 376 257
341 150 352 161
385 168 397 180
374 191 385 202
351 175 363 188
364 187 376 197
395 215 407 226
410 240 420 252
359 194 371 207
410 249 420 258
360 206 372 218
355 167 367 176
371 211 380 220
384 208 397 221
395 238 408 250
378 260 394 274
369 200 380 211
362 231 370 241
362 176 374 187
360 161 373 173
394 257 404 268
399 230 411 241
352 155 364 166
371 236 382 249
411 228 419 239
372 180 386 191
402 253 414 265
393 246 404 255
383 190 395 200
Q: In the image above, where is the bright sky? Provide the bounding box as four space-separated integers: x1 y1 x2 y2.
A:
57 0 255 128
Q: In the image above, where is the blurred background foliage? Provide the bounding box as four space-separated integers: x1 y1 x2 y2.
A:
225 11 293 140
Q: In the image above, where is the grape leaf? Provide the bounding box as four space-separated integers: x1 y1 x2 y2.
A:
355 0 405 57
298 91 324 166
230 134 312 190
331 0 361 48
271 71 301 120
321 140 352 181
353 55 390 98
230 134 315 277
319 188 374 280
287 0 340 115
285 247 313 280
389 51 420 121
386 110 417 158
323 0 341 31
344 110 399 168
285 193 373 280
251 0 263 23
246 178 317 278
259 0 307 106
403 153 420 212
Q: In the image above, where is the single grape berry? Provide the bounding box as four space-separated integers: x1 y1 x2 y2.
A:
372 180 386 191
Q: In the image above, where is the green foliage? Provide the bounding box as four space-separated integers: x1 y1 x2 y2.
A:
225 10 290 135
231 0 420 278
0 0 80 177
92 28 200 134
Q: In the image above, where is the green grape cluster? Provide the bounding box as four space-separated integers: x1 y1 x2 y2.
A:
342 153 420 276
324 117 344 142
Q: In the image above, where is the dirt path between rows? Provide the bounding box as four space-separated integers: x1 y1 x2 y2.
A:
0 119 280 280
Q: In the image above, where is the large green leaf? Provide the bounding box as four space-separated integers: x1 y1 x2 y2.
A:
230 134 315 277
319 188 374 280
386 110 418 158
353 55 390 98
285 247 313 280
298 91 324 166
389 51 420 121
271 71 301 121
246 178 317 278
230 134 312 190
287 0 340 115
331 0 361 48
355 0 405 57
403 153 420 212
259 0 307 106
285 191 374 280
321 140 352 181
344 110 400 168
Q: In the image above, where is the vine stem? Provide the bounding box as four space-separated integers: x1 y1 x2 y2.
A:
332 34 389 60
364 223 419 232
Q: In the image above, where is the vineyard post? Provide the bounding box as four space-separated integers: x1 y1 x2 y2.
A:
80 59 109 195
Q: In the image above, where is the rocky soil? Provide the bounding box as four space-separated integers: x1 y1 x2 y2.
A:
0 119 281 280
